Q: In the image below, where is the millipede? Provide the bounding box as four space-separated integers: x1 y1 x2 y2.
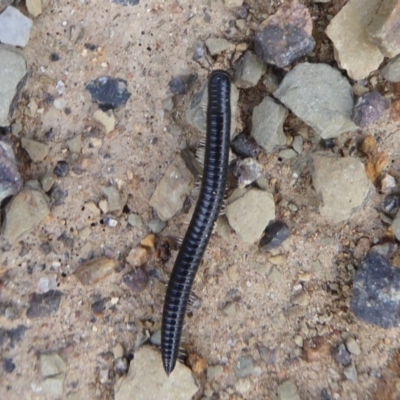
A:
161 70 231 375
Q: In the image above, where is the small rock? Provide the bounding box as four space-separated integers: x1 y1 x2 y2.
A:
351 91 390 127
345 337 361 355
40 353 67 378
263 71 279 93
235 378 251 395
3 188 50 244
326 0 384 80
222 302 237 316
392 211 400 240
367 0 400 58
112 0 140 5
114 346 198 400
102 215 118 227
3 357 15 373
344 363 358 383
141 233 156 249
168 74 196 95
66 134 82 153
224 0 243 7
371 243 396 259
86 76 131 110
380 174 396 193
122 268 148 293
40 171 56 192
333 343 351 367
126 247 148 267
226 188 275 243
20 138 50 162
0 138 22 203
292 136 303 154
351 253 400 328
101 186 121 212
279 149 297 159
128 213 143 227
42 375 65 397
49 185 68 206
0 7 33 48
234 52 267 89
205 38 233 56
37 276 57 293
26 0 42 17
255 0 315 68
74 257 117 285
233 356 255 378
251 96 288 153
233 158 263 188
0 1 13 13
381 54 400 82
149 153 194 221
311 154 371 223
268 254 287 265
268 266 283 282
231 133 261 158
148 217 166 233
26 290 62 318
259 220 290 252
53 161 69 177
274 63 356 139
321 389 331 400
292 291 310 307
294 335 303 347
79 226 91 240
257 344 277 365
93 109 115 133
150 330 161 346
99 199 109 213
207 365 224 380
277 380 301 400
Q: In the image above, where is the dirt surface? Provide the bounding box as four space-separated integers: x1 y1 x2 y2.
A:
1 0 400 399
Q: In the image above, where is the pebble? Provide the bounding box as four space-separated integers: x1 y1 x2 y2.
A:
226 188 275 243
205 38 233 56
66 134 82 153
234 51 267 89
141 233 156 249
311 154 371 223
231 133 261 158
148 217 166 233
207 365 224 380
345 337 361 355
292 291 310 307
149 153 194 221
0 138 22 203
222 302 237 316
21 138 50 162
251 96 288 153
274 63 356 139
277 380 301 400
292 136 303 154
3 357 15 373
351 91 390 127
102 215 118 227
351 253 400 328
78 226 91 240
26 290 62 318
26 0 43 17
0 46 28 126
381 54 400 82
279 149 297 159
101 185 121 212
233 158 263 188
380 174 396 194
3 188 50 244
326 0 384 80
0 7 33 48
93 109 116 133
294 335 303 347
235 378 251 395
122 268 148 293
259 220 290 252
37 276 57 293
268 266 283 282
86 76 131 110
126 247 148 267
112 0 140 5
233 356 255 378
40 171 56 192
344 363 358 383
367 0 400 58
74 257 117 285
333 343 351 367
392 211 400 240
255 0 315 68
383 194 399 215
53 160 69 177
40 353 66 397
150 330 161 346
114 346 198 400
99 199 108 213
224 0 243 7
168 74 196 95
128 213 143 227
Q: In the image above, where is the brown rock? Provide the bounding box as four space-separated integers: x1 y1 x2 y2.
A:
303 337 331 362
126 247 148 267
141 234 156 250
74 257 117 285
391 99 400 121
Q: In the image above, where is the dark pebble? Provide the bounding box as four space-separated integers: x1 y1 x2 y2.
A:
168 74 196 95
351 253 400 328
321 138 336 149
333 343 351 367
351 91 390 127
91 298 107 315
256 343 277 365
40 242 52 255
259 220 290 252
231 133 261 158
321 388 331 400
382 194 399 215
45 128 54 140
7 325 28 346
86 76 131 110
53 161 69 177
102 215 118 227
0 329 8 347
84 43 98 51
3 358 16 373
112 0 140 4
50 186 68 206
26 290 62 319
122 268 148 293
50 53 60 62
237 4 249 19
57 232 74 248
193 41 205 61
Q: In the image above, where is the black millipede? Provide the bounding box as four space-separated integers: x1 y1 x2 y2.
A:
161 70 231 375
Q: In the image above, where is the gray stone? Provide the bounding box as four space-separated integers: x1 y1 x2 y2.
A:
226 188 275 244
0 138 22 203
344 364 358 383
3 188 50 244
391 210 400 241
233 158 263 188
26 0 42 17
150 330 161 346
233 356 255 378
40 353 67 378
149 153 195 221
0 1 13 13
311 154 371 223
207 365 224 380
0 45 28 126
381 54 400 82
93 109 115 134
21 138 50 162
292 136 303 154
277 380 301 400
278 149 297 159
351 253 400 328
251 97 288 153
224 0 243 7
40 171 56 192
259 220 290 252
42 375 65 397
66 134 82 153
101 185 121 212
26 290 62 318
148 217 166 233
345 337 361 355
205 38 233 56
234 52 267 89
222 302 237 316
333 343 351 367
168 74 196 95
274 63 356 139
114 346 198 400
0 7 33 48
326 0 384 80
128 213 143 227
351 91 390 127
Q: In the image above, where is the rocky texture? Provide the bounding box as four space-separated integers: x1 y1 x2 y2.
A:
53 161 69 178
251 97 288 153
311 154 371 223
149 153 194 221
233 356 256 378
101 185 121 212
224 0 243 7
381 54 400 82
274 63 356 139
351 253 400 328
114 346 199 400
26 290 62 318
234 52 267 89
233 158 263 188
0 45 28 127
26 0 43 17
326 0 384 80
231 133 261 158
21 138 50 162
367 0 400 58
74 257 117 285
277 380 301 400
40 353 66 397
255 0 315 68
93 109 115 133
2 188 50 244
168 74 196 95
0 138 22 203
205 38 233 56
259 220 290 252
351 91 390 127
333 343 352 367
226 188 275 243
0 0 13 13
392 210 400 241
122 268 148 293
0 7 33 48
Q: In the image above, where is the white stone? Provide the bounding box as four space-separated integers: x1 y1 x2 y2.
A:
0 7 33 47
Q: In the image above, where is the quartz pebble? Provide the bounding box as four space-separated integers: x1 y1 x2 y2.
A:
101 186 121 212
233 356 255 378
40 353 66 397
53 161 69 177
351 91 390 127
0 7 33 48
26 0 43 17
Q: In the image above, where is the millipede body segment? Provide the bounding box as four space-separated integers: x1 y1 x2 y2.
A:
161 70 231 375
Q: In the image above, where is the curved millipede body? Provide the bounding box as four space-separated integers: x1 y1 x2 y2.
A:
161 70 231 375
